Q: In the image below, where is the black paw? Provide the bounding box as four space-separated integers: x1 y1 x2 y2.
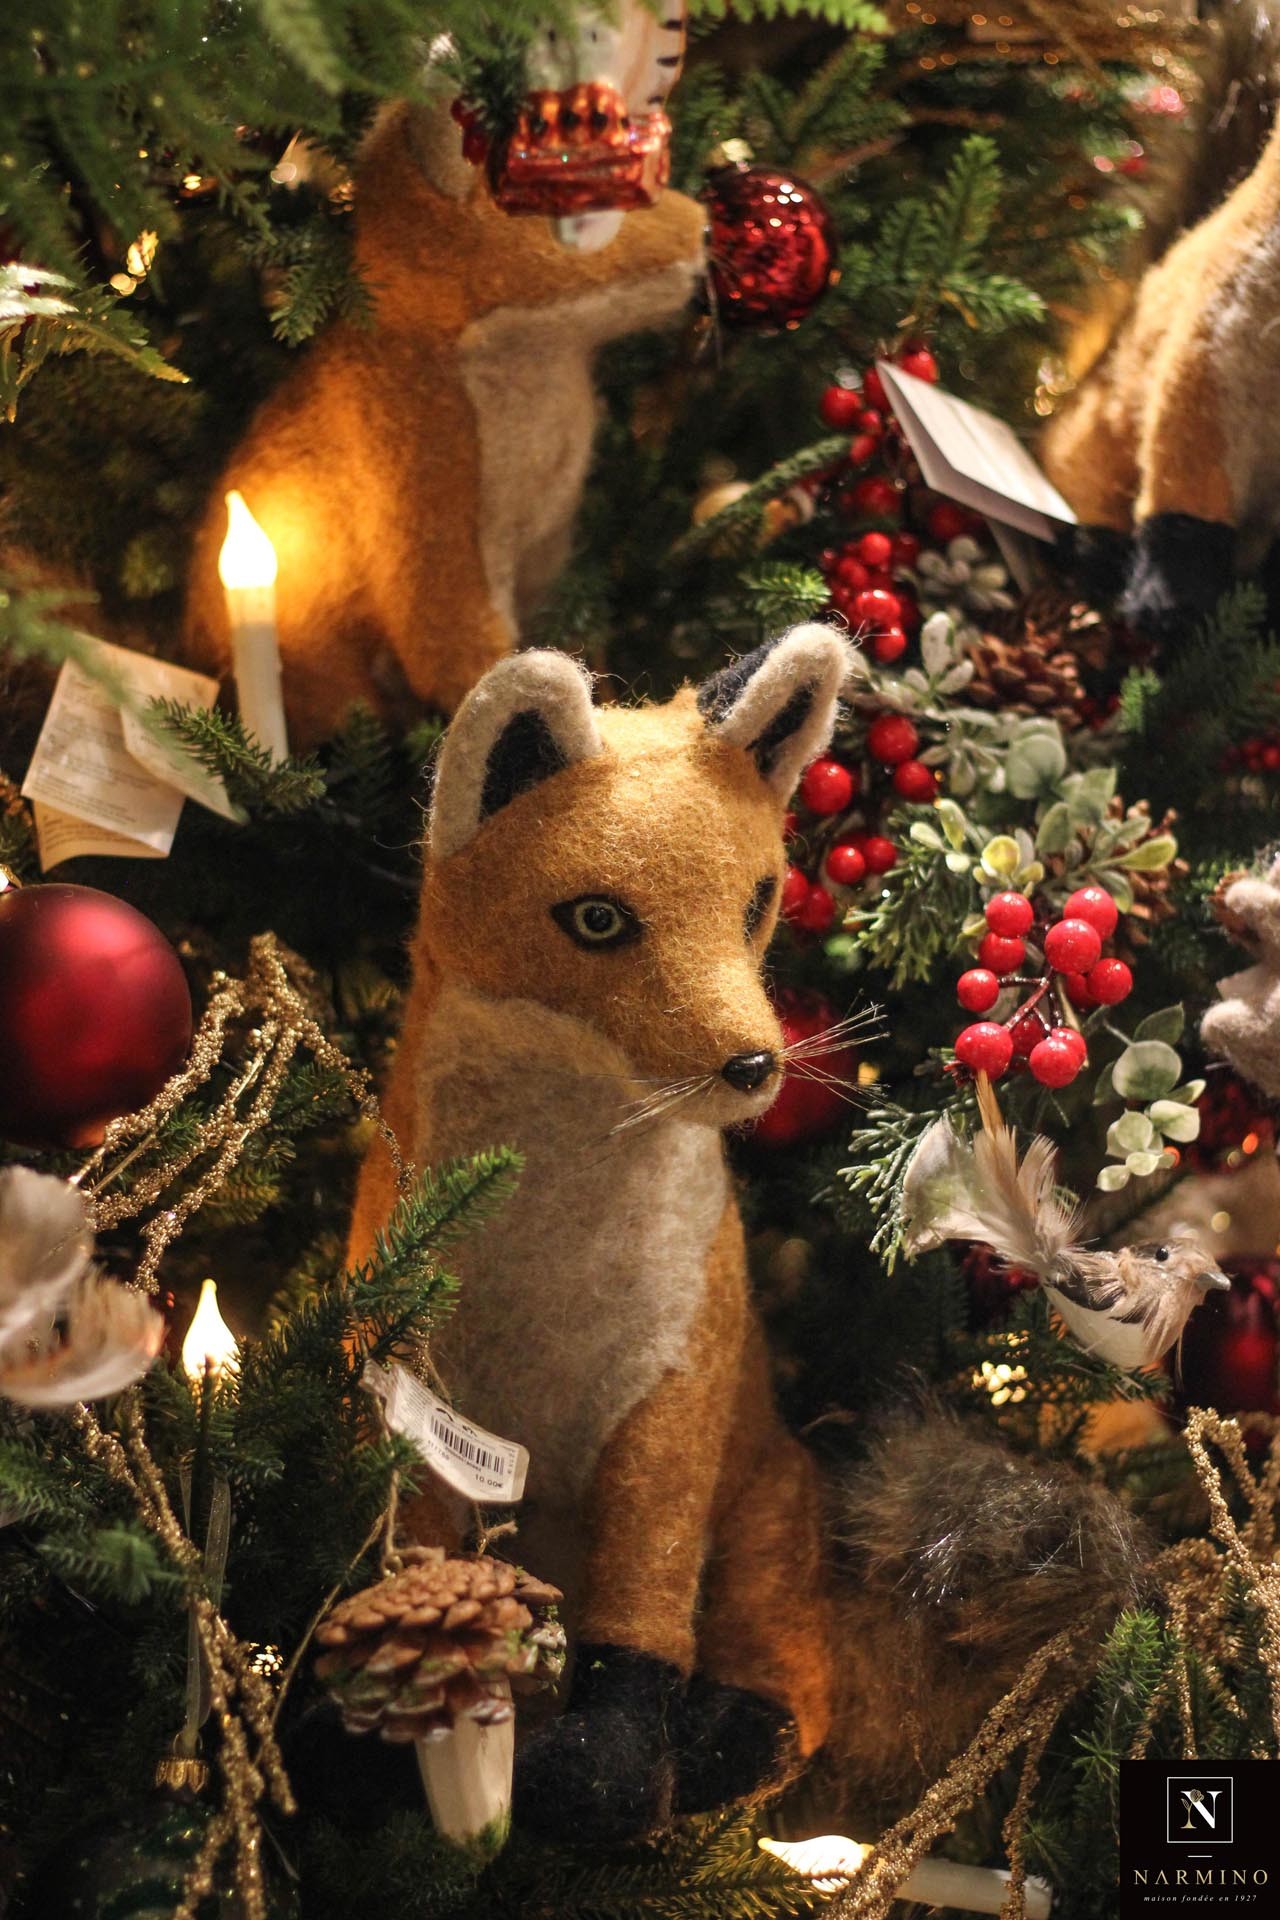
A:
513 1643 679 1846
674 1674 795 1813
1121 513 1236 638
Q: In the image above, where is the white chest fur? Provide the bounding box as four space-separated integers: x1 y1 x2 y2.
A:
410 985 729 1507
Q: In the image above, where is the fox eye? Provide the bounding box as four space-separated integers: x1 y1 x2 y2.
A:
744 875 778 942
551 894 642 950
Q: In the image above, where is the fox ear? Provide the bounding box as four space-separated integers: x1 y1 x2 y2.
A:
429 651 602 859
697 624 854 799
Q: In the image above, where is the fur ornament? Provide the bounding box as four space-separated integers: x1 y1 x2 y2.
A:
1202 854 1280 1101
184 74 705 746
901 1076 1227 1368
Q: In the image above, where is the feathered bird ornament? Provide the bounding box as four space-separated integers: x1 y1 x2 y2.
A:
901 1075 1228 1370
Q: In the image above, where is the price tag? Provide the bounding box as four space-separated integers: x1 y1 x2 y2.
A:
363 1360 529 1505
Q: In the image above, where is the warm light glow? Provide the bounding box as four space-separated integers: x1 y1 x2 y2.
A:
182 1279 239 1381
218 491 278 591
1211 1210 1231 1234
126 229 158 278
1243 1131 1260 1155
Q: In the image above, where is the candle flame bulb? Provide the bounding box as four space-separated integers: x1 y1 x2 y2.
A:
218 490 278 590
182 1278 239 1382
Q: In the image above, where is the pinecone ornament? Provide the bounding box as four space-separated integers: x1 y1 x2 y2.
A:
315 1548 565 1743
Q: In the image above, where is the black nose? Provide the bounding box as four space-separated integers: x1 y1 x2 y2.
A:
721 1050 777 1092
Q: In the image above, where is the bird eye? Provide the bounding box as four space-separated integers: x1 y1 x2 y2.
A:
551 895 641 951
745 875 778 942
1155 1246 1169 1263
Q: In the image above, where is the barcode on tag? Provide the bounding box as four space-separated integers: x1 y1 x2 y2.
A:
363 1360 529 1505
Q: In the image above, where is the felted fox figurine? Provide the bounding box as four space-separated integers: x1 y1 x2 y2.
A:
349 626 853 1840
1042 107 1280 629
183 86 705 744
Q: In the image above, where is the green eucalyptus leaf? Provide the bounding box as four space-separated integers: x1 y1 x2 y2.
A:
1097 1163 1132 1192
1006 731 1068 798
1170 1080 1207 1106
910 822 943 849
1108 1112 1156 1156
935 798 969 850
945 851 973 874
1135 1005 1185 1046
980 836 1021 878
1125 1150 1166 1177
1117 834 1178 871
1112 1040 1182 1102
1036 803 1073 854
1148 1100 1201 1143
1092 1060 1116 1106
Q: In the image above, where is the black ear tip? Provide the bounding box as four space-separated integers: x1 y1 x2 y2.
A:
480 707 568 820
696 639 781 722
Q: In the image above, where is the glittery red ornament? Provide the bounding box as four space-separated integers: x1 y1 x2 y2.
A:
0 883 192 1148
750 992 855 1147
702 165 838 332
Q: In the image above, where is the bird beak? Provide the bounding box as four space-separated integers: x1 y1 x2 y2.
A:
1197 1266 1231 1293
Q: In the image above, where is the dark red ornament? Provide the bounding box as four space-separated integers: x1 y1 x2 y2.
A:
1175 1258 1280 1432
702 164 838 332
0 883 192 1148
750 992 856 1148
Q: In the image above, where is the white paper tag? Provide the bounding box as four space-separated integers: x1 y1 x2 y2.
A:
877 363 1077 544
21 635 235 865
363 1360 529 1505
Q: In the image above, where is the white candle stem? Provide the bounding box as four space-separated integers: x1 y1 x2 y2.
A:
759 1835 1052 1918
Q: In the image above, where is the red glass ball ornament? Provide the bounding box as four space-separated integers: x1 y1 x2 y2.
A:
857 531 893 569
862 835 898 874
826 843 867 887
751 992 856 1148
866 713 918 764
892 758 937 802
849 476 902 521
799 756 855 815
796 882 837 933
957 968 1000 1014
1044 917 1102 973
978 931 1025 976
1063 885 1119 939
926 501 969 543
984 891 1034 938
852 587 903 630
872 626 909 664
819 383 862 429
1175 1258 1280 1426
1029 1034 1084 1088
0 883 192 1148
702 165 838 332
1086 957 1133 1005
897 345 939 384
781 864 811 920
955 1021 1013 1078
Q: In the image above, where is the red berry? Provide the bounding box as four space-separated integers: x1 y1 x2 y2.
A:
848 433 878 466
1086 957 1133 1005
852 587 903 630
796 883 837 932
862 835 898 874
826 842 867 887
1062 971 1095 1009
781 864 811 920
836 554 870 591
984 891 1034 938
857 531 893 569
1044 917 1102 973
818 546 840 575
926 501 969 543
890 531 920 569
799 757 855 815
957 968 1000 1014
892 758 937 802
866 713 919 764
1063 885 1119 939
894 589 921 634
978 931 1026 976
850 476 902 520
1264 742 1280 772
955 1022 1013 1078
1010 1011 1047 1056
1029 1035 1084 1088
898 346 939 384
782 809 798 841
862 366 889 412
856 409 884 438
820 383 863 429
872 626 908 664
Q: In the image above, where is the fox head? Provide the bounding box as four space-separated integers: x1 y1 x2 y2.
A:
419 627 854 1126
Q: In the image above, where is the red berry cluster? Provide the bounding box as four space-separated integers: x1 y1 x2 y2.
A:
814 346 985 665
953 885 1133 1088
782 714 938 932
1225 733 1280 776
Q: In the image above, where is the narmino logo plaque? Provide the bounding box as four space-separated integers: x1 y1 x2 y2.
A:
1120 1760 1277 1915
1167 1776 1232 1847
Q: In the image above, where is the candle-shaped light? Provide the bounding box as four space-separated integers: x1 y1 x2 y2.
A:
218 490 289 765
181 1278 240 1383
759 1836 1052 1917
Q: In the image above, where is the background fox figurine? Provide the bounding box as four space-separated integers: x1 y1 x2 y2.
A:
184 56 704 745
350 626 853 1838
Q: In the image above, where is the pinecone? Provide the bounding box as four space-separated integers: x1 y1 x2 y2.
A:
1113 804 1187 957
964 626 1087 731
314 1549 565 1743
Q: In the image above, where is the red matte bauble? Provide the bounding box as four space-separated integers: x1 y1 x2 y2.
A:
750 993 855 1148
703 165 838 332
1174 1258 1280 1429
0 884 192 1148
